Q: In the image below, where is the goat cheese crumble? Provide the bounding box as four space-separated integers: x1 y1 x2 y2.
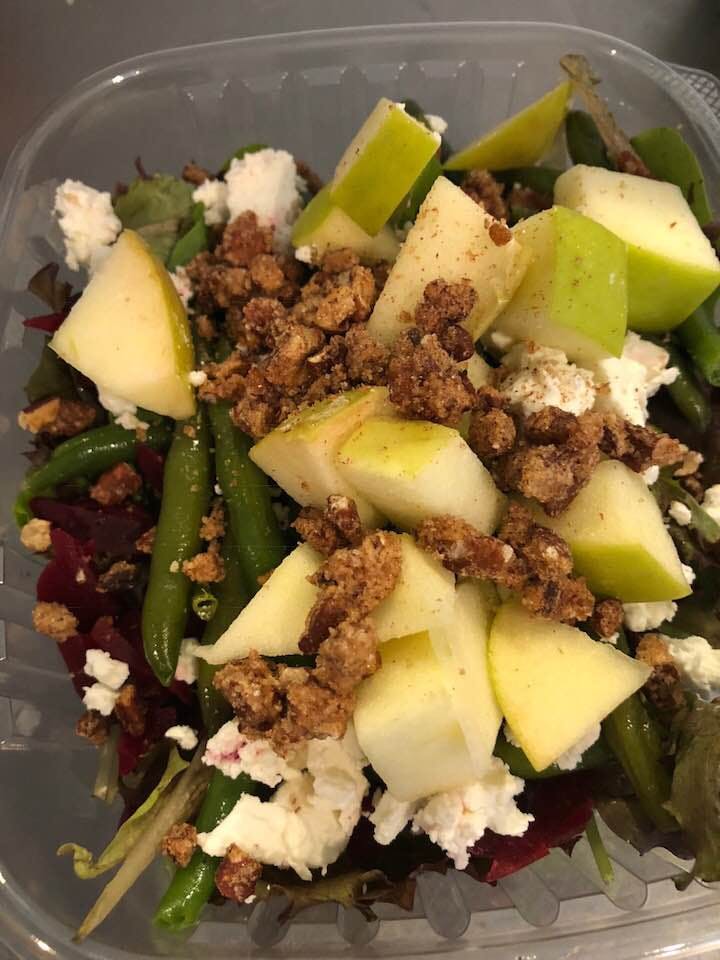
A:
294 244 315 265
202 720 300 787
594 332 678 426
555 723 601 771
82 683 119 716
425 114 448 135
702 484 720 525
664 635 720 701
84 649 129 690
54 179 122 272
174 638 198 685
192 178 229 226
642 465 660 486
171 266 193 310
412 758 532 870
98 388 149 433
669 500 692 526
225 148 303 249
368 790 420 845
165 725 199 751
198 728 368 880
623 600 677 632
682 562 696 587
497 345 596 417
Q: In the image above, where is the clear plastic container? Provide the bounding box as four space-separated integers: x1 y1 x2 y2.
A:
1 20 720 960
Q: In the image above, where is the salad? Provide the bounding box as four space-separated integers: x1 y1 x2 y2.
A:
13 53 720 941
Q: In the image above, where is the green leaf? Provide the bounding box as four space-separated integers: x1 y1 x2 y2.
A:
631 127 712 226
654 470 720 543
585 813 614 885
167 203 208 270
28 262 72 312
668 698 720 883
114 175 193 263
218 142 267 176
58 748 189 879
24 341 78 404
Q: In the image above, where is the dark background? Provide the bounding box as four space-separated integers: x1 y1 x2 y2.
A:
2 0 719 170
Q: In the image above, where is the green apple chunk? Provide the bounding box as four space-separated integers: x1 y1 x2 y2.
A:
444 81 571 172
249 387 393 526
430 580 502 775
330 98 441 236
337 417 505 533
555 164 720 332
354 632 476 801
368 177 528 345
533 460 691 602
488 602 650 772
291 185 400 264
493 206 627 365
196 543 321 665
51 230 195 418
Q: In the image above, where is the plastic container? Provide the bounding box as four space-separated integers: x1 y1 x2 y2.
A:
1 20 719 960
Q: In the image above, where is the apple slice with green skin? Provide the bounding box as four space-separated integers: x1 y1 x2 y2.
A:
249 387 393 526
291 185 400 264
337 417 505 533
329 98 441 236
554 164 720 333
354 631 476 801
368 176 528 346
531 460 691 602
492 206 627 365
51 230 195 419
430 580 502 775
196 533 456 664
488 601 650 772
444 81 571 172
196 543 321 665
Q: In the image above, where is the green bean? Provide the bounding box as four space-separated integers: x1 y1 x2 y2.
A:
676 304 720 386
191 587 218 622
153 769 259 931
631 126 712 225
664 342 711 432
207 400 286 596
14 421 173 527
390 154 443 228
494 731 612 779
602 635 677 832
142 411 212 686
197 529 248 735
565 110 612 169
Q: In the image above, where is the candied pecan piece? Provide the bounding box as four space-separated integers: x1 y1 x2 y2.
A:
296 159 323 196
264 323 325 391
589 598 624 639
231 297 288 354
182 162 210 185
195 313 217 340
135 526 156 555
496 443 600 517
293 495 364 557
636 633 685 711
315 286 356 332
207 265 253 309
218 211 273 267
314 618 380 694
90 462 142 506
344 324 388 384
321 248 359 274
521 575 595 624
518 525 574 581
249 253 285 294
32 601 78 642
416 515 524 588
97 560 137 593
200 499 226 541
462 169 508 220
114 683 147 737
75 711 110 746
213 650 284 729
182 543 225 583
468 408 517 459
599 415 686 473
162 823 198 868
20 518 52 553
282 673 355 741
414 279 477 334
19 397 96 438
215 845 262 902
198 352 248 404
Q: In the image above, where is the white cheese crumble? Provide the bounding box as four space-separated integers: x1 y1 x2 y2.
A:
503 722 521 749
165 725 199 751
198 727 368 880
192 178 229 226
425 114 448 135
488 330 514 352
664 634 720 700
623 600 677 632
97 388 149 433
225 148 303 250
174 638 198 685
54 179 122 272
702 484 720 525
412 758 532 871
84 649 129 690
294 244 315 265
602 632 619 646
555 722 601 771
642 465 660 486
669 500 692 526
82 682 119 716
188 370 207 387
682 562 696 587
369 790 419 845
203 720 299 787
497 344 596 417
171 266 193 310
594 332 678 426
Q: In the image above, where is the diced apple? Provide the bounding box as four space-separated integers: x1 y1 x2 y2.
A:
51 230 195 418
249 387 393 526
488 601 650 771
291 185 400 264
354 632 476 801
372 533 456 640
492 206 627 365
444 81 571 171
555 164 720 332
532 460 691 602
330 98 441 236
337 417 505 533
196 543 321 665
368 177 528 345
430 580 502 775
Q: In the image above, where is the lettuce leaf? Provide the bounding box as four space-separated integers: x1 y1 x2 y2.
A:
58 747 188 879
667 698 720 885
114 175 193 263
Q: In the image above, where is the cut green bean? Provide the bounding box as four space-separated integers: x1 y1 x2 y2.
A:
153 769 259 931
14 421 173 527
676 305 720 386
565 110 612 169
494 731 612 779
664 343 711 433
191 587 218 622
142 412 212 686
